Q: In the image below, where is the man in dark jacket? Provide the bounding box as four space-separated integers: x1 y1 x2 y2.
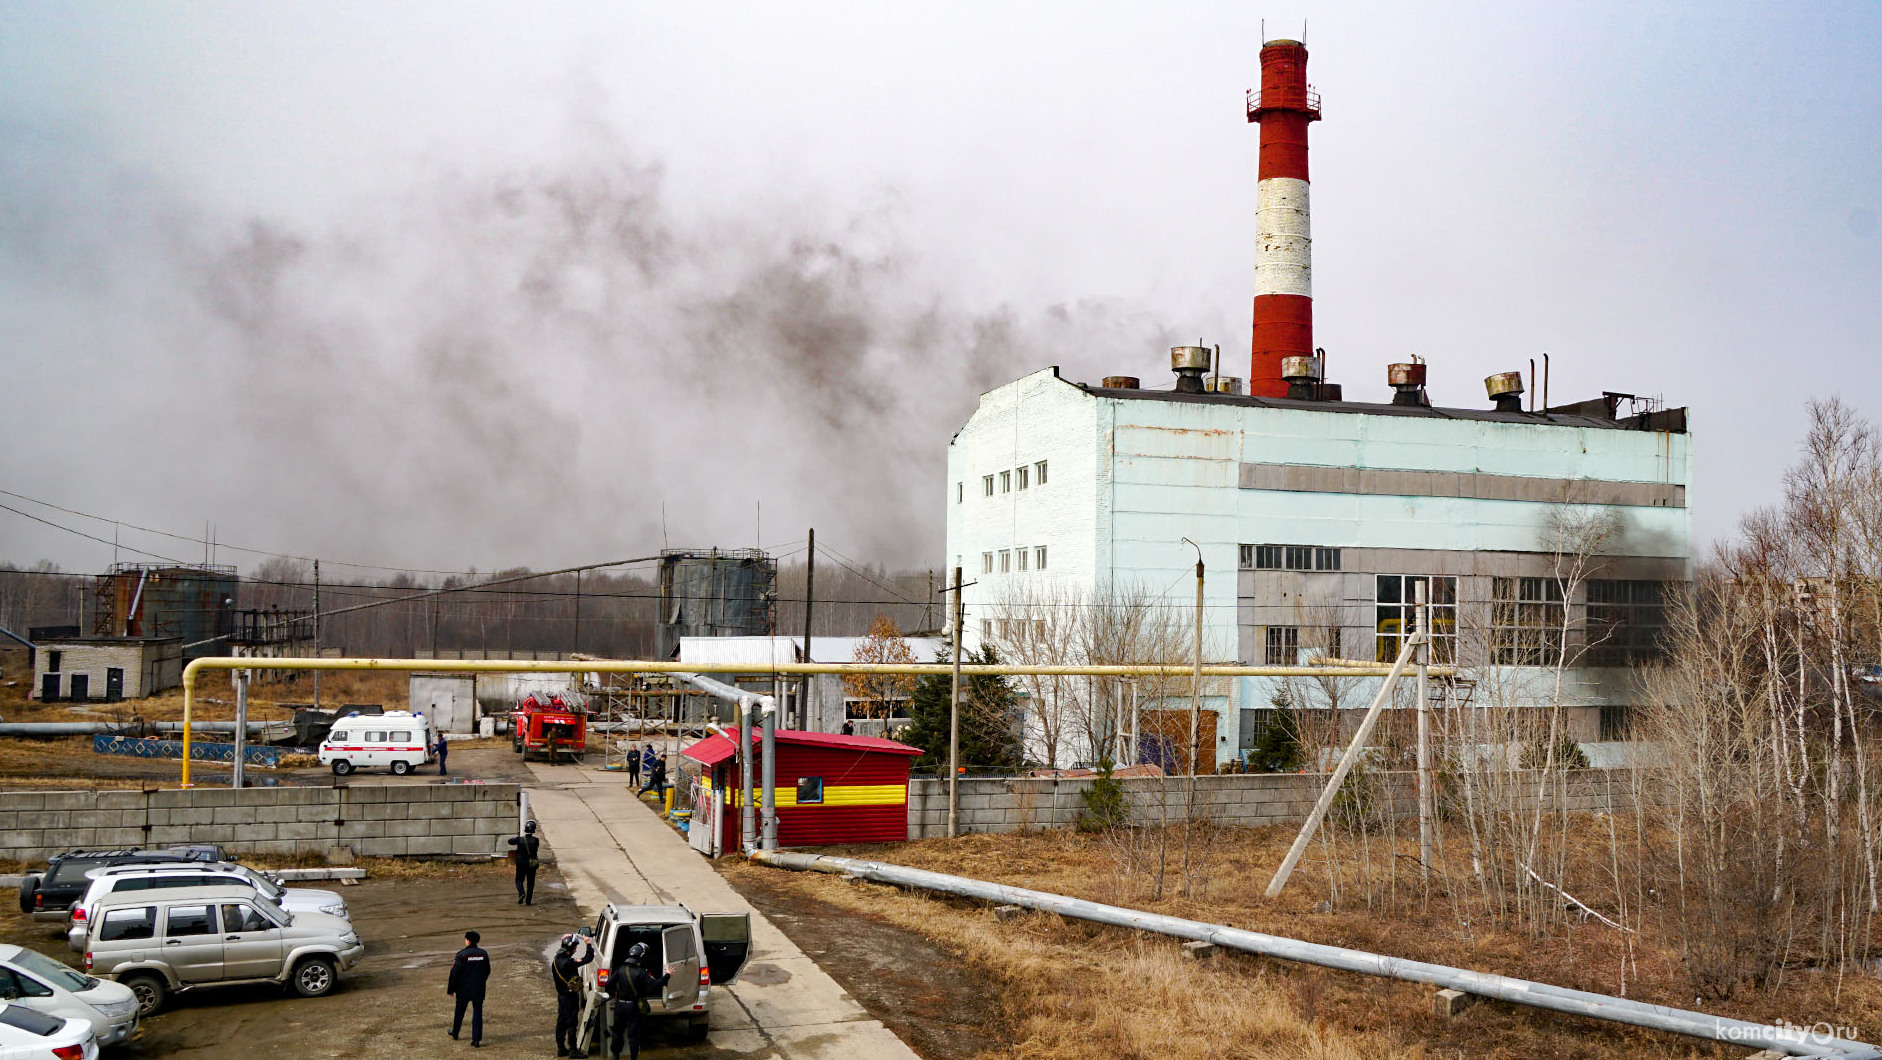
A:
625 743 640 787
551 933 594 1057
446 930 490 1046
605 943 669 1060
436 733 450 776
508 820 540 904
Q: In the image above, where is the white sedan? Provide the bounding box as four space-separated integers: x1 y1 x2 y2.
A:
0 1001 97 1060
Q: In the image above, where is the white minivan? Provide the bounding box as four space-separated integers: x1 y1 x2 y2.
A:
317 711 435 776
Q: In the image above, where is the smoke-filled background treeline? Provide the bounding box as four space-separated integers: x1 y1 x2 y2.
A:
0 552 940 658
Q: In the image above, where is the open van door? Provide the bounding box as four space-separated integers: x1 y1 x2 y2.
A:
699 912 751 985
659 924 699 1011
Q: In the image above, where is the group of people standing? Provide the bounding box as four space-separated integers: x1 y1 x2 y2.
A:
624 743 667 800
447 928 669 1059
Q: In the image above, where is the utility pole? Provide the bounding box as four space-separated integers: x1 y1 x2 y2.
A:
1181 539 1203 894
948 565 964 839
798 529 815 731
312 559 321 710
1415 579 1433 881
232 668 248 789
573 570 583 657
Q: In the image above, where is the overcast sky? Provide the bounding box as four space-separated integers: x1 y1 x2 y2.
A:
3 1 1879 578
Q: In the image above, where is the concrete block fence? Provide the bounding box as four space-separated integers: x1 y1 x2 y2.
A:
907 770 1638 839
0 783 521 863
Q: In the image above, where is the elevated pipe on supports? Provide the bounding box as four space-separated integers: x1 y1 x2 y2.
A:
752 850 1880 1060
673 671 779 854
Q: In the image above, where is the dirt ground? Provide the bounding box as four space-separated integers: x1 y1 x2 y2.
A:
722 863 1006 1060
716 829 1882 1060
0 858 729 1059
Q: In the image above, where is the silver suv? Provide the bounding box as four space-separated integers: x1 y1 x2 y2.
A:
69 862 348 951
575 903 750 1048
83 885 363 1016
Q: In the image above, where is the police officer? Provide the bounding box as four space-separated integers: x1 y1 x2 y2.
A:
508 820 541 904
605 943 669 1060
446 929 490 1047
551 933 594 1058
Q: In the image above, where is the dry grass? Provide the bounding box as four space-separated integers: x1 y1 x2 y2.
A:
730 823 1882 1059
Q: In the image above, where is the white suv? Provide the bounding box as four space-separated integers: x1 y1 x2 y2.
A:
68 863 348 952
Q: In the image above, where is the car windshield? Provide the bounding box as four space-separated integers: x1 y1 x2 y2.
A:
234 865 284 899
8 950 92 993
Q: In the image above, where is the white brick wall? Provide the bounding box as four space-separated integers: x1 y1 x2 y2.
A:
31 640 180 700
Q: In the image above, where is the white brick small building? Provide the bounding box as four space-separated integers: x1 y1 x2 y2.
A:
31 637 182 701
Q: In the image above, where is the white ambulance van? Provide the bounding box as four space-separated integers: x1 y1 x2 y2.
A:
317 710 436 776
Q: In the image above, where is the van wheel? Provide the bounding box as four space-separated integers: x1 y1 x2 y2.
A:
390 759 411 776
331 760 353 776
124 973 167 1016
689 1018 710 1042
291 956 337 998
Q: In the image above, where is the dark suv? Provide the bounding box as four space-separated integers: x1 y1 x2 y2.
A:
18 846 228 922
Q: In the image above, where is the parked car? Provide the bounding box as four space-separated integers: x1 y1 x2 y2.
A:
317 710 435 776
0 1001 97 1060
68 863 349 952
0 946 137 1050
575 903 750 1046
83 886 362 1016
18 848 229 923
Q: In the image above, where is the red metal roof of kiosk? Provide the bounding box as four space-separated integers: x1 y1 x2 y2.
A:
681 727 923 767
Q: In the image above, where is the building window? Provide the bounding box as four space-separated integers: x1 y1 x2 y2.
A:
1376 575 1457 663
1491 577 1566 666
795 777 824 805
1017 466 1029 490
46 651 62 673
1586 580 1668 667
1000 470 1011 493
1244 544 1338 572
1264 626 1300 666
1599 705 1631 741
983 475 995 497
982 552 994 575
1016 547 1029 572
1035 460 1048 485
1034 546 1047 570
956 482 962 504
999 550 1011 573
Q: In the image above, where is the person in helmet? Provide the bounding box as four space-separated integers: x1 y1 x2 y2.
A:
604 941 670 1060
507 820 541 904
551 933 594 1057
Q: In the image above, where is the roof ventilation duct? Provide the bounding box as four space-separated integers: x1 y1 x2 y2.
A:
1102 375 1141 390
1387 362 1429 407
1281 355 1321 400
1207 376 1245 395
1171 346 1210 394
1485 372 1525 413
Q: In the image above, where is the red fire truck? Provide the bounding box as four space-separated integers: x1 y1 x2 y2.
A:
511 691 588 763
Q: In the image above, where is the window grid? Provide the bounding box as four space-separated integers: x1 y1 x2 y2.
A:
982 475 994 497
1035 461 1048 485
1000 471 1011 493
1016 547 1029 572
981 552 994 575
1375 575 1458 663
1587 580 1668 667
1244 544 1340 571
1491 577 1566 666
999 550 1011 573
1034 546 1047 570
1017 466 1029 490
1264 626 1300 666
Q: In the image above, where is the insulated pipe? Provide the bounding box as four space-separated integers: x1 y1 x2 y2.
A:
760 699 778 851
178 658 1443 786
753 850 1880 1060
738 699 755 854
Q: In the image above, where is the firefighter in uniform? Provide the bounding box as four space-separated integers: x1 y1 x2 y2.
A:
605 942 669 1060
552 933 593 1057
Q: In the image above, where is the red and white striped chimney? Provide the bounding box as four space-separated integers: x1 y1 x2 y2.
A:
1247 39 1320 398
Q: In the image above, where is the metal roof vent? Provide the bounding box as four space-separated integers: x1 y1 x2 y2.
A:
1206 376 1244 395
1102 375 1141 390
1485 371 1525 413
1281 355 1321 400
1387 362 1429 407
1171 346 1210 394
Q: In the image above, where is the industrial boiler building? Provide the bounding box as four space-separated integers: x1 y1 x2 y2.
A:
944 362 1691 767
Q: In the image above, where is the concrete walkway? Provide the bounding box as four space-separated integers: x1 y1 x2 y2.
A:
523 762 922 1060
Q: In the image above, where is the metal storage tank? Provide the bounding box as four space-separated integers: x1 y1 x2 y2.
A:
655 549 776 659
92 563 239 661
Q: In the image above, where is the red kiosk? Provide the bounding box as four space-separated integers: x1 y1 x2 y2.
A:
682 728 921 856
